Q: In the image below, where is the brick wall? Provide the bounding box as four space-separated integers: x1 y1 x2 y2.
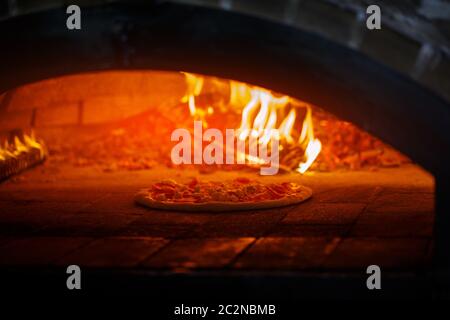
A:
0 71 186 132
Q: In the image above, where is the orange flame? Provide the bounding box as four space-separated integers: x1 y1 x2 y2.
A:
181 72 208 123
180 72 322 173
0 132 45 161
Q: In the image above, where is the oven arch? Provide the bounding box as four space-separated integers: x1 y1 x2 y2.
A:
0 0 449 271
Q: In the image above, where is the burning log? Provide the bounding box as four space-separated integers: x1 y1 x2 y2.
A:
0 133 47 181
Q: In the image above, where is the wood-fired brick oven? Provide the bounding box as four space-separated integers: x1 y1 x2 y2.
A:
0 0 448 299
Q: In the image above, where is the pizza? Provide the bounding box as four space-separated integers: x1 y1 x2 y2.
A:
134 177 312 212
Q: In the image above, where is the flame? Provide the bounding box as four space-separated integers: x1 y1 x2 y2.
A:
297 139 322 174
278 109 296 144
180 72 322 173
296 106 322 173
181 72 207 122
0 132 45 161
238 89 260 140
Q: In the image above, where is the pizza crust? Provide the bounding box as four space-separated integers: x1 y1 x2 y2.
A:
134 185 312 212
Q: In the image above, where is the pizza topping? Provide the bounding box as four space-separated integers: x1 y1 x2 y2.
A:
142 178 308 204
235 177 251 184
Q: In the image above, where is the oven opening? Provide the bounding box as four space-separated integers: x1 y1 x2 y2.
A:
0 70 434 277
0 0 447 300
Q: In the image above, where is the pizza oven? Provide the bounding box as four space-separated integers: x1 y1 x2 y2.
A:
0 0 449 300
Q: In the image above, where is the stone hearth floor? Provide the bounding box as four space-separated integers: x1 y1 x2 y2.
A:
0 162 434 274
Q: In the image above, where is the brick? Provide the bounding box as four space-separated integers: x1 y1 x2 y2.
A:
421 55 450 102
323 238 430 270
282 202 365 225
234 237 340 270
35 103 79 127
119 223 196 238
294 1 356 45
37 212 140 237
350 211 433 237
82 96 150 124
0 189 108 203
232 0 287 21
0 199 94 216
349 191 434 237
142 238 254 269
186 207 292 238
80 192 148 216
0 198 136 236
7 71 185 111
381 186 434 194
0 200 94 235
132 209 211 225
313 186 379 203
0 200 54 235
0 109 32 131
268 224 349 237
360 27 421 74
0 237 92 266
365 192 434 214
118 206 212 238
57 237 168 267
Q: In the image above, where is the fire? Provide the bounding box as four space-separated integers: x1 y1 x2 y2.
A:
297 139 322 174
0 132 46 161
181 72 322 173
181 72 210 124
296 106 322 174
